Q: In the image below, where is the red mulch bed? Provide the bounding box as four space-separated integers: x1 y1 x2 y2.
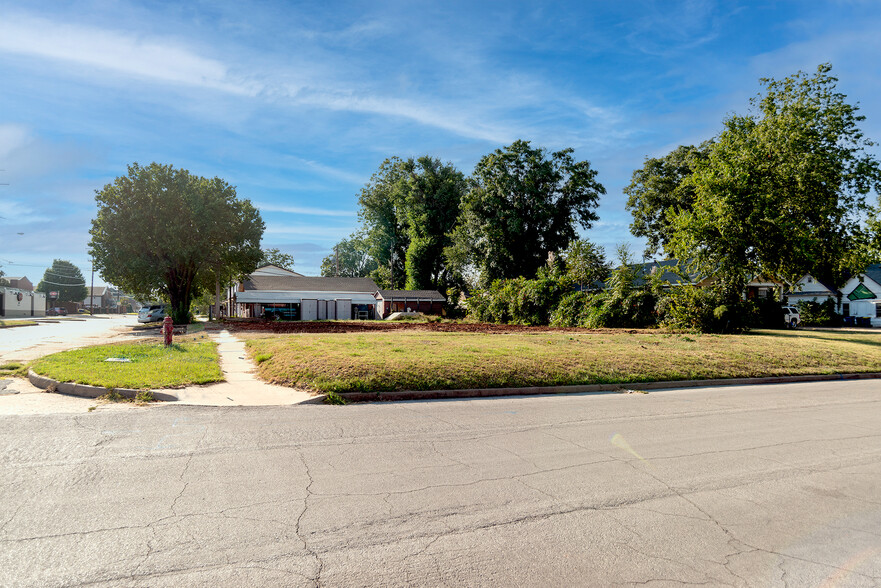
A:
221 319 648 335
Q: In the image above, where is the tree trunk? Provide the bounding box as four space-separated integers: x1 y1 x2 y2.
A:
214 277 221 321
166 266 195 324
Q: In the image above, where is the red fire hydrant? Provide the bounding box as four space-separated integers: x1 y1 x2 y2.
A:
162 316 173 346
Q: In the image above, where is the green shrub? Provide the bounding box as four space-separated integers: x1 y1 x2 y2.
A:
658 286 751 333
749 296 784 329
549 291 592 327
797 299 841 327
465 266 573 326
467 259 662 329
580 290 658 329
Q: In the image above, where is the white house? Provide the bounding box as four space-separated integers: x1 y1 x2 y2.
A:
786 274 839 306
839 263 881 327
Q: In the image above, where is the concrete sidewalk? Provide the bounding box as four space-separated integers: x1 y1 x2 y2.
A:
2 328 319 413
164 329 319 406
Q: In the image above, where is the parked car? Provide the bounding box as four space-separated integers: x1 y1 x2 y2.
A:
138 304 167 323
47 307 68 316
783 306 801 328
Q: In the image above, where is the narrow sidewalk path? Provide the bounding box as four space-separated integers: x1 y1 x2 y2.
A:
165 329 319 406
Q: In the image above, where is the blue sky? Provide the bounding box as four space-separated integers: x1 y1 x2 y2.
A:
1 0 880 285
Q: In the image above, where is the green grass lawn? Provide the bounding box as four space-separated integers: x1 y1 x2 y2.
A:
0 320 37 328
0 362 27 377
245 329 881 394
31 341 223 389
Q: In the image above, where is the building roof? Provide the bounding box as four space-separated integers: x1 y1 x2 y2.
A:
786 274 838 296
375 289 446 301
864 263 881 287
243 275 379 293
598 259 699 289
87 286 109 296
251 264 303 277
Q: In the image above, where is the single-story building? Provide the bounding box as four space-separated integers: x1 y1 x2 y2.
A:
1 287 46 318
228 274 381 320
374 289 446 318
839 264 881 327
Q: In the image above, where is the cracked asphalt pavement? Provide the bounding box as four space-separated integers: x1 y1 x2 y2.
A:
2 379 881 587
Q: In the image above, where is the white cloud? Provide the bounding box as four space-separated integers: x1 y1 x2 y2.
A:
264 224 357 239
0 11 625 149
256 203 355 217
0 13 256 95
293 91 515 144
282 155 367 185
0 200 52 226
0 124 30 159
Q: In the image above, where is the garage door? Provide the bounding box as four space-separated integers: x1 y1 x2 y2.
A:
301 299 318 321
335 299 351 320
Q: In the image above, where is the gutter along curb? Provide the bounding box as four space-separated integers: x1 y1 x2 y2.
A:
334 372 881 402
28 370 178 401
25 369 881 405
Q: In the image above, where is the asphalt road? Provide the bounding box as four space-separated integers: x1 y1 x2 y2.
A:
0 315 137 362
2 380 881 587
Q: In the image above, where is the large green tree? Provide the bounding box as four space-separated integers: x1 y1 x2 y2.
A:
624 143 709 257
357 158 409 289
662 64 881 296
340 156 466 291
258 248 296 271
35 259 88 303
320 234 378 278
89 162 264 323
452 140 605 286
399 157 467 290
562 239 609 291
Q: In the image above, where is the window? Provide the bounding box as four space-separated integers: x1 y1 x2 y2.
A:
876 304 881 319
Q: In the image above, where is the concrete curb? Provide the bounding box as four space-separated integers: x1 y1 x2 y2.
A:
28 370 178 402
336 372 881 402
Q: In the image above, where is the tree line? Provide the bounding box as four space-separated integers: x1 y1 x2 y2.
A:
326 64 881 318
626 63 881 299
85 64 880 327
320 140 606 298
470 64 881 332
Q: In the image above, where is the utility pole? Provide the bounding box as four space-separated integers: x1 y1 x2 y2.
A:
90 262 95 316
390 236 395 288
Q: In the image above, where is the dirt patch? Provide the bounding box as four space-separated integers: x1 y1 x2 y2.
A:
222 319 653 335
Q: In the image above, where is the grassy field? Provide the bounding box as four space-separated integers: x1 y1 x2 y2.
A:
31 341 223 389
245 329 881 394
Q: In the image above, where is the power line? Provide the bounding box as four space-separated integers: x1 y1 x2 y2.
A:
38 279 87 287
43 269 87 279
0 261 90 272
